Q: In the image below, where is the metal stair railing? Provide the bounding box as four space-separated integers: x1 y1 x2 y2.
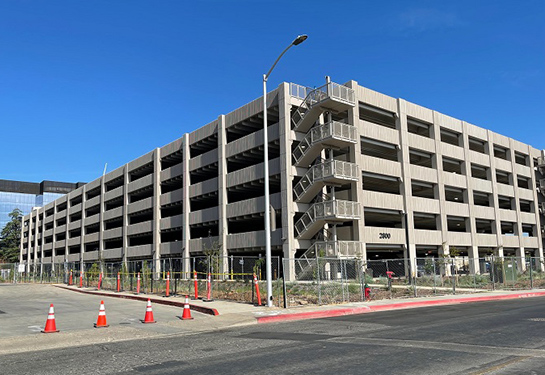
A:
289 82 311 100
294 255 316 281
540 179 545 196
295 241 364 280
293 160 359 202
294 200 361 238
292 121 358 166
291 82 356 131
300 241 364 259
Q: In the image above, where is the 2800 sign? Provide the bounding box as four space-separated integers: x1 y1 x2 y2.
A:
379 233 391 239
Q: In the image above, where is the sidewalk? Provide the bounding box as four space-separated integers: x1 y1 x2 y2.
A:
55 284 545 326
2 284 544 357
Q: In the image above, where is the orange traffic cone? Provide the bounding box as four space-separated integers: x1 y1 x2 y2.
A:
42 304 59 333
180 295 193 320
94 300 109 328
141 299 156 324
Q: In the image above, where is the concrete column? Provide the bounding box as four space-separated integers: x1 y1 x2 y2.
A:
52 201 57 268
345 80 366 262
40 209 46 274
19 215 25 265
487 130 505 263
508 138 524 272
153 148 161 278
278 82 296 280
469 246 480 274
122 164 129 268
516 247 525 272
64 204 69 265
80 184 86 273
398 99 417 274
528 149 544 270
98 176 105 272
182 134 191 275
433 112 449 259
217 115 228 276
461 122 480 273
31 211 38 274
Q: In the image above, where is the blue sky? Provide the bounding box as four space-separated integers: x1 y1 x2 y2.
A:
1 0 543 184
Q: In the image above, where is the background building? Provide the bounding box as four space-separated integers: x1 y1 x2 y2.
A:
0 179 83 232
20 79 545 278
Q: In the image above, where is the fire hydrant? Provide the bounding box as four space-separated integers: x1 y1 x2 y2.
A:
364 283 371 301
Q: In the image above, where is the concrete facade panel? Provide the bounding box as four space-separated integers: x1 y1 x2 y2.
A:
127 197 153 215
502 235 521 248
128 174 153 193
189 207 218 225
413 229 443 245
444 202 470 217
446 232 472 246
495 158 513 172
160 241 183 255
362 191 404 211
188 178 218 198
469 178 493 193
226 158 280 188
225 126 280 158
160 188 183 206
361 157 402 178
160 214 183 231
188 149 218 171
363 227 406 244
103 227 122 240
84 233 99 243
160 164 183 182
103 248 123 259
475 233 498 247
408 133 435 153
442 173 467 189
104 186 123 202
468 150 490 167
411 197 441 214
360 120 400 145
410 165 438 184
226 193 282 218
126 245 153 258
189 120 218 144
103 207 123 222
127 221 153 236
225 229 282 250
127 151 154 172
496 183 515 197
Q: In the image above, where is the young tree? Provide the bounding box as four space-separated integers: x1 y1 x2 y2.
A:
0 208 23 263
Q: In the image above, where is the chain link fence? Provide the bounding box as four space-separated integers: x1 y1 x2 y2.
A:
284 257 367 307
1 256 283 306
4 255 545 307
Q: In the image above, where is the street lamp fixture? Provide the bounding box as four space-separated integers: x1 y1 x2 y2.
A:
263 34 307 307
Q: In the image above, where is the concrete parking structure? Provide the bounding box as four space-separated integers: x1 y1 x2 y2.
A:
20 78 545 279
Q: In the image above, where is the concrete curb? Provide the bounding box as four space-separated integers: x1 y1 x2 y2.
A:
53 285 220 316
256 290 545 324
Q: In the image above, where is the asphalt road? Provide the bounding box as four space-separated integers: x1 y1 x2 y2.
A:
2 292 545 375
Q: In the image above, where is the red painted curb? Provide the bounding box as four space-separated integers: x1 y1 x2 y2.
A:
257 306 372 323
256 291 545 324
53 285 219 316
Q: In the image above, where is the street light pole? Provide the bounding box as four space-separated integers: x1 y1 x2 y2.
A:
263 34 307 307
